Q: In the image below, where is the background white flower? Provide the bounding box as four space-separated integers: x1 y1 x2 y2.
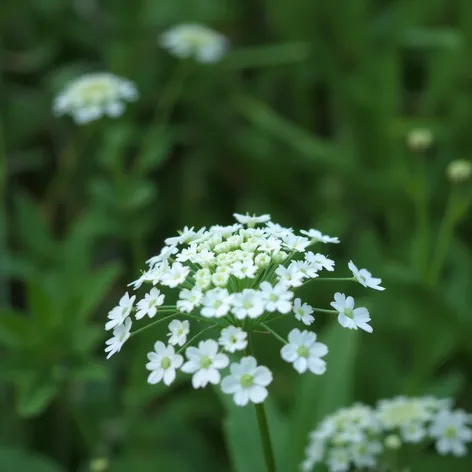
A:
348 261 385 291
281 328 328 374
181 340 229 388
146 341 183 386
104 318 132 359
135 288 164 320
221 356 272 406
330 293 372 333
159 24 228 63
300 229 340 244
218 326 247 352
430 410 472 456
53 72 138 124
167 320 190 346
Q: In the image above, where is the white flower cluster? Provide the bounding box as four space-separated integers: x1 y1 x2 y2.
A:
53 72 138 124
302 396 472 471
159 24 228 63
104 213 384 406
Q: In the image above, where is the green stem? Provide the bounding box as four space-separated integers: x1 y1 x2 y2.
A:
0 93 9 308
254 402 277 472
177 324 216 353
312 308 337 314
312 277 355 282
260 323 286 345
130 313 177 337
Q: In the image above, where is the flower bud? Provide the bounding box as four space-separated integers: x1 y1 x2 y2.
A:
447 160 472 183
407 128 433 153
384 434 402 449
90 458 108 472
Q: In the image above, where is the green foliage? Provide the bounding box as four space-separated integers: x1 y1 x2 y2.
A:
1 0 472 470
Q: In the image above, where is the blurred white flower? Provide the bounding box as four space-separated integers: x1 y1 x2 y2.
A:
104 318 132 359
159 24 228 63
181 340 229 388
281 328 328 374
146 341 183 386
221 356 272 406
430 410 472 456
167 320 190 346
330 293 372 333
53 72 138 124
218 326 247 353
135 288 164 320
348 261 385 291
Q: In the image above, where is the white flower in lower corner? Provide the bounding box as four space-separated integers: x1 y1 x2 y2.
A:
293 298 315 325
201 288 233 318
167 320 190 346
259 281 293 314
181 340 229 388
135 287 165 320
281 329 328 374
146 341 183 386
231 289 264 319
330 293 373 333
348 261 385 291
221 356 272 406
105 292 136 330
300 228 340 244
105 318 132 359
159 24 228 63
430 409 472 456
218 326 247 353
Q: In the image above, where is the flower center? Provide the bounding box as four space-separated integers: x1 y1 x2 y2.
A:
177 329 184 335
444 426 457 439
240 374 254 388
343 307 354 319
119 332 127 342
297 346 309 358
269 294 279 302
229 335 237 344
200 356 212 369
161 357 171 369
213 300 222 309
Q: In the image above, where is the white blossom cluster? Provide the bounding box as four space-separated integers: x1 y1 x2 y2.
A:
302 396 472 471
53 73 138 124
159 24 228 63
104 213 384 406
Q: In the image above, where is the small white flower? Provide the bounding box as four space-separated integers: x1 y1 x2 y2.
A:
53 73 138 124
326 447 351 472
282 234 310 252
305 252 335 271
181 340 229 388
231 259 257 279
146 341 183 386
159 24 228 63
104 318 132 359
330 293 373 333
291 260 319 279
348 261 385 291
195 268 212 290
177 287 203 313
300 228 340 244
264 222 293 238
350 441 382 469
221 356 272 406
176 244 199 262
281 329 328 374
165 226 196 246
147 245 178 266
400 422 426 443
231 289 265 319
275 263 305 287
258 237 282 253
160 262 190 288
105 292 135 330
201 288 233 318
293 298 315 325
254 253 271 268
167 320 190 346
194 248 215 267
233 212 271 227
430 410 472 456
259 281 293 314
135 288 165 320
218 326 248 353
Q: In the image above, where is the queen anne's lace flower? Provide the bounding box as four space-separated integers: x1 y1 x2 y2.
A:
330 293 372 333
302 396 472 471
104 213 384 406
53 73 138 124
159 24 228 63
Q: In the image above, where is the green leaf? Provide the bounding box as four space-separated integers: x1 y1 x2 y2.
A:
0 310 33 347
27 278 60 328
17 375 59 417
0 448 65 472
284 325 359 470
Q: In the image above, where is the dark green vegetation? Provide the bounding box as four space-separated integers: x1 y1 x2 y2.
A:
1 1 472 471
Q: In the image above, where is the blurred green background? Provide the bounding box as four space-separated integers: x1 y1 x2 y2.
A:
1 0 472 471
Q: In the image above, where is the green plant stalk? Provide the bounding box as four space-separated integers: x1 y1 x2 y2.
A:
0 102 8 308
254 402 277 472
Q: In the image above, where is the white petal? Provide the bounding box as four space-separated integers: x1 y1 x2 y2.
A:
307 357 327 375
294 357 308 373
281 344 298 362
338 313 358 330
147 369 164 384
181 360 199 374
163 368 176 386
234 389 250 406
221 375 240 393
213 353 229 369
253 366 273 386
248 386 268 404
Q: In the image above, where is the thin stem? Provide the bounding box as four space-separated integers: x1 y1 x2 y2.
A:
177 324 216 353
0 86 9 308
312 308 337 314
254 402 277 472
263 313 288 324
130 313 177 337
260 323 286 345
309 277 355 282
